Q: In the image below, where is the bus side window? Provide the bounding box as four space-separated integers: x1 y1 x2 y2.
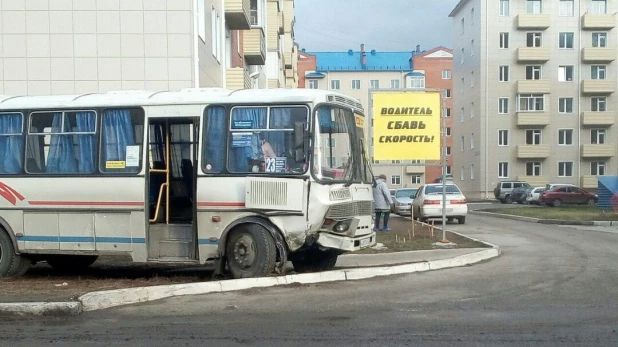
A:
0 112 24 174
99 108 144 174
202 106 226 173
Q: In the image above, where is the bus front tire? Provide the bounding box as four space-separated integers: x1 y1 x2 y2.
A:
46 255 99 271
225 224 276 279
291 249 338 273
0 231 31 278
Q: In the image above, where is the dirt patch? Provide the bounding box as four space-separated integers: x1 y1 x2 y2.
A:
353 216 489 254
481 205 618 221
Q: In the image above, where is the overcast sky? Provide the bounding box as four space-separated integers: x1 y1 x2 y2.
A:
293 0 460 52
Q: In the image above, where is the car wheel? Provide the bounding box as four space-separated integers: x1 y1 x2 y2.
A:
505 195 513 204
552 199 562 207
587 198 595 205
447 217 454 223
420 217 428 223
458 217 466 224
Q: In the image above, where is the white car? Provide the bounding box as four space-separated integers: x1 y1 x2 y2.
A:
525 186 546 205
411 183 468 224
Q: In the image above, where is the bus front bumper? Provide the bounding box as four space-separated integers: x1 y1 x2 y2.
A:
316 231 376 252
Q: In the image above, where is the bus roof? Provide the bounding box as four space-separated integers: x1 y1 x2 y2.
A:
0 88 364 113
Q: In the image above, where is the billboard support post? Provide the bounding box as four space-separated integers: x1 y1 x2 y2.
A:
440 89 448 243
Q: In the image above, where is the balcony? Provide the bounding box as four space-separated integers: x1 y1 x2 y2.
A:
581 111 615 127
517 112 550 126
224 0 251 30
268 78 280 89
582 13 616 30
517 80 550 94
517 47 550 62
406 166 425 174
516 145 551 159
244 27 266 65
581 79 616 94
283 0 294 33
516 175 550 186
580 175 599 189
582 47 617 62
517 14 550 29
226 67 250 90
278 11 284 34
581 144 615 158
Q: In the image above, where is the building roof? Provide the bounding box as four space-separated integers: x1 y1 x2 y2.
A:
449 0 472 17
308 50 421 72
414 46 453 59
305 71 326 78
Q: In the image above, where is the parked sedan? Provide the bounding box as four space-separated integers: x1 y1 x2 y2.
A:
411 183 468 224
510 186 530 204
526 187 546 205
393 188 418 215
539 186 598 207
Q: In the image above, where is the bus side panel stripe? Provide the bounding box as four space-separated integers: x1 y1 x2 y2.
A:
28 201 144 207
18 236 146 244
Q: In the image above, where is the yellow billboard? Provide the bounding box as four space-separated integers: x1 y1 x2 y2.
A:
372 91 441 160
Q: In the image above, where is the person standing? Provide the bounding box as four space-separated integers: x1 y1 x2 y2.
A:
372 174 393 231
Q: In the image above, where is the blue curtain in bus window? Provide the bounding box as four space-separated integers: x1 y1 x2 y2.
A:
229 107 267 172
268 108 290 159
204 106 225 172
47 113 77 173
75 112 95 173
102 109 137 173
318 107 332 131
0 113 24 174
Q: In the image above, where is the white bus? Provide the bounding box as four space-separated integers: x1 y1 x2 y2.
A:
0 88 376 279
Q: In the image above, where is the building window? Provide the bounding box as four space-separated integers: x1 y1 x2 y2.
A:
445 146 452 156
526 65 542 80
445 108 451 118
461 17 465 34
518 94 544 111
558 162 573 177
526 129 542 145
559 32 574 48
351 80 361 89
390 79 400 89
591 0 607 14
470 102 475 118
500 0 510 16
559 98 573 113
558 129 573 145
470 7 475 24
559 0 574 16
499 66 509 82
330 80 340 89
370 80 380 89
446 166 452 175
558 65 574 82
470 39 474 56
391 175 401 185
592 32 607 47
197 0 206 41
460 107 464 123
211 6 222 61
460 48 465 64
591 161 606 176
460 78 464 93
591 97 607 111
442 70 452 79
327 138 336 148
499 130 509 146
308 80 318 89
446 89 452 98
408 76 425 89
591 65 607 79
526 0 542 14
460 136 465 151
591 129 606 144
470 133 474 149
470 71 474 87
499 32 509 49
498 162 509 178
499 97 509 114
526 32 542 47
526 161 542 176
411 175 422 184
445 127 451 136
391 160 401 164
460 166 465 181
470 164 475 180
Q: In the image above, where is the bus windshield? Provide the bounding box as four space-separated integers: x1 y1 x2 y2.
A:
355 113 374 185
312 105 356 183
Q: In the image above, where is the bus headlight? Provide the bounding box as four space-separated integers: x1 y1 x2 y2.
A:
333 221 350 233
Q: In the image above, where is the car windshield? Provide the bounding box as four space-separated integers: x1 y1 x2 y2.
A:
425 185 461 195
396 189 417 198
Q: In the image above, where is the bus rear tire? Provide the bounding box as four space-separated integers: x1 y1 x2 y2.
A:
0 230 31 278
46 255 99 271
225 224 276 279
291 249 338 273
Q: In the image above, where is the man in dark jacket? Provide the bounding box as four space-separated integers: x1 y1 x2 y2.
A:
372 174 393 231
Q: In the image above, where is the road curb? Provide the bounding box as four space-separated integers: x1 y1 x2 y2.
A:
470 210 614 226
78 247 499 312
0 301 82 316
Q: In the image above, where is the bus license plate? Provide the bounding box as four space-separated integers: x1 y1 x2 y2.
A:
360 238 371 248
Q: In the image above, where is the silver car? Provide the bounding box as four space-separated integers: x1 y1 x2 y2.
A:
393 188 418 215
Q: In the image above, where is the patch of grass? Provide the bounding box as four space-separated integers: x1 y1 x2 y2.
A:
353 217 489 254
481 205 618 221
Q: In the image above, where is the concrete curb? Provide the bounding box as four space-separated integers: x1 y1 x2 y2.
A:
470 210 616 226
0 301 82 316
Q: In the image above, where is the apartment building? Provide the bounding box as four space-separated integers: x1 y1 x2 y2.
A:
450 0 617 199
301 45 454 189
0 0 297 95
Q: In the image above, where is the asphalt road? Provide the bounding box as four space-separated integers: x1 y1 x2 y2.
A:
2 212 618 347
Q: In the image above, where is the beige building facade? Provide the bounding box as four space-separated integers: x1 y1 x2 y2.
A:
0 0 297 95
450 0 618 199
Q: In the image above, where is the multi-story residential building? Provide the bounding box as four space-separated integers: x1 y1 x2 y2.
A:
301 45 454 189
450 0 617 199
0 0 297 95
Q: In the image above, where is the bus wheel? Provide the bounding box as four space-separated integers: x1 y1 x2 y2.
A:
46 255 99 271
291 249 338 273
0 231 31 278
225 224 276 279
